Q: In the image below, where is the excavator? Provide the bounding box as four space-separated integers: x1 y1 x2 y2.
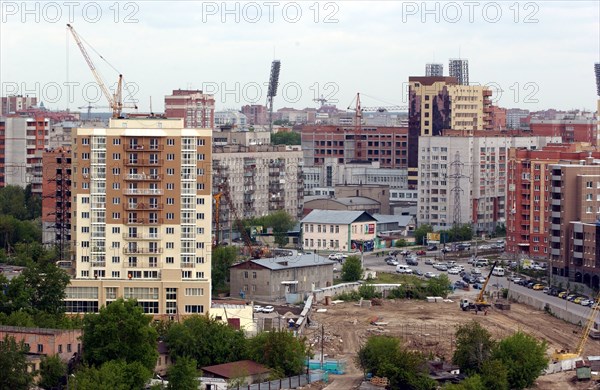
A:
460 261 498 312
552 291 600 362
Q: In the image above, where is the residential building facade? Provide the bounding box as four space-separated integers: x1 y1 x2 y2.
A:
241 104 268 126
301 210 377 252
417 135 560 234
1 95 37 115
0 115 48 192
548 158 600 290
530 115 598 146
506 144 600 259
0 326 82 362
212 145 303 242
67 118 213 318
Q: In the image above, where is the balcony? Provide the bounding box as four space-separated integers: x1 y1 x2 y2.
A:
123 188 163 196
181 262 195 268
122 233 161 240
521 189 530 195
552 175 561 181
125 203 164 211
551 211 561 218
552 186 561 193
551 236 561 243
125 159 164 166
91 261 106 267
126 261 161 268
124 144 164 152
551 248 560 256
574 238 583 246
125 173 162 181
123 247 164 255
551 199 561 206
551 224 561 231
123 218 145 225
573 251 583 259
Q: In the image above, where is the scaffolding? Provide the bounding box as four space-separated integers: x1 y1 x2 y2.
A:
45 149 72 263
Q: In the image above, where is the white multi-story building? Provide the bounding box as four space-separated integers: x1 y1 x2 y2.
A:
214 110 248 129
417 135 561 234
67 118 213 318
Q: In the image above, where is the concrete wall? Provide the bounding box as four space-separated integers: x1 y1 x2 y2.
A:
312 282 402 303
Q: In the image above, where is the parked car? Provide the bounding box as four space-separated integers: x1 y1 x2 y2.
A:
437 265 448 272
441 247 450 253
384 256 394 261
424 258 434 265
386 259 399 266
262 305 274 313
573 296 587 304
454 280 468 289
424 271 438 278
413 268 424 276
390 250 400 256
477 276 487 284
416 250 426 256
558 291 569 299
427 245 438 251
532 284 545 290
406 257 419 266
580 299 592 306
542 287 551 294
253 305 263 312
566 294 578 301
400 250 411 256
448 267 460 275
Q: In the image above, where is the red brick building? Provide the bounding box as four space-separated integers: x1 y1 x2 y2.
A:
241 104 267 126
164 89 215 129
0 326 82 362
506 144 600 260
489 105 507 130
530 118 597 146
41 147 72 254
300 125 408 168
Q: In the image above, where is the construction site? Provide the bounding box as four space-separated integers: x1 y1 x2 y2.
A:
302 296 600 389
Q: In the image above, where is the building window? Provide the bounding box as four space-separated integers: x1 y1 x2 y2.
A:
166 256 174 264
37 344 43 353
586 181 593 188
166 228 175 234
167 154 175 161
182 271 192 279
196 272 204 279
167 139 175 146
184 305 204 314
252 272 257 279
166 242 174 249
167 168 175 175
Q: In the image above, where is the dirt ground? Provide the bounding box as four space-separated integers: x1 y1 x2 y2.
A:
303 294 600 389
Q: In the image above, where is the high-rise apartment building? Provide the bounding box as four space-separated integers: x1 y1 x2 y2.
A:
417 135 560 234
595 63 600 97
425 63 444 77
407 76 492 187
1 95 37 115
448 59 469 85
530 115 598 146
506 144 600 260
0 115 48 192
548 158 600 291
66 118 213 318
506 108 530 130
164 89 215 129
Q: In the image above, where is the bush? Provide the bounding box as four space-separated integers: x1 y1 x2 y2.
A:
358 284 381 299
334 291 361 301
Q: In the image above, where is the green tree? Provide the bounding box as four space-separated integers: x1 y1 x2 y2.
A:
426 274 452 297
211 246 238 293
452 320 496 374
443 374 485 390
21 262 70 315
0 334 34 390
39 354 67 390
166 315 247 368
271 131 301 145
82 298 158 372
341 255 362 282
0 185 28 220
356 335 435 389
246 330 308 377
71 360 152 390
247 210 296 247
492 331 548 390
414 225 433 246
167 357 199 390
480 359 509 390
24 184 42 220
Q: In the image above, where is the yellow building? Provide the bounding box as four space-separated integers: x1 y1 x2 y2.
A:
209 303 257 335
66 118 212 318
300 210 377 252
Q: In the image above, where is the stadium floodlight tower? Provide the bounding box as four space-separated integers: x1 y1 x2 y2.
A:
267 60 281 133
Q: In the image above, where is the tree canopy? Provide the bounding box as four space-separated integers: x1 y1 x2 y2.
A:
341 255 362 282
166 315 247 368
246 211 296 247
211 246 238 293
39 354 67 390
270 131 300 145
72 360 152 390
452 320 496 374
167 357 199 390
246 330 308 377
82 298 158 372
492 331 548 390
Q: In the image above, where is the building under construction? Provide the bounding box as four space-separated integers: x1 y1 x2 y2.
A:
448 59 469 86
165 89 215 129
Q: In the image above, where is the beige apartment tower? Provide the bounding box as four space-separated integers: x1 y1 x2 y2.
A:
66 118 213 318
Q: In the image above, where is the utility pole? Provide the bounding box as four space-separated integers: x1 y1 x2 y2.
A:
321 324 324 369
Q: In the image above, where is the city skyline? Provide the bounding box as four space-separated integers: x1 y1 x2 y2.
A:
1 1 599 113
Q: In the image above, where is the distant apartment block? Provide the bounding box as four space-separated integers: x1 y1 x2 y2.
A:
276 107 317 124
213 145 303 241
595 63 600 97
213 128 271 147
67 118 212 318
301 125 408 168
506 144 600 260
530 114 598 146
489 106 507 131
548 158 600 290
164 89 215 129
417 135 560 234
426 63 444 77
1 95 37 115
448 59 469 85
241 105 267 126
301 210 377 252
506 108 530 129
214 110 247 129
0 115 48 192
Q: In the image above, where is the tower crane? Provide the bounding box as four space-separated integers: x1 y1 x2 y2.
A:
347 92 408 161
67 24 137 118
77 102 109 120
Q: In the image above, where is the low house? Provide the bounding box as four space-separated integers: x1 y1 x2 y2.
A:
300 210 377 252
229 253 336 302
0 325 82 362
373 214 416 237
155 341 171 376
201 360 271 387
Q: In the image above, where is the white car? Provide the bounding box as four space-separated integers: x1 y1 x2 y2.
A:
448 267 460 275
253 305 263 312
262 305 274 313
580 299 592 306
424 272 438 278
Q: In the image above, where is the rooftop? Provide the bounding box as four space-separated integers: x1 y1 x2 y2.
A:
239 253 337 271
301 210 376 225
201 360 270 379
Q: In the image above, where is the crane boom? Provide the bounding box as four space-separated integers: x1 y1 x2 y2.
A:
476 261 498 304
66 24 117 114
576 292 600 355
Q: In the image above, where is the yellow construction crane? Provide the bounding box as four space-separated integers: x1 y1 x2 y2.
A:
460 261 498 312
67 24 137 118
552 292 600 361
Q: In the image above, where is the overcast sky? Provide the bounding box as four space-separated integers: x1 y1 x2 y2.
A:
1 1 599 113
